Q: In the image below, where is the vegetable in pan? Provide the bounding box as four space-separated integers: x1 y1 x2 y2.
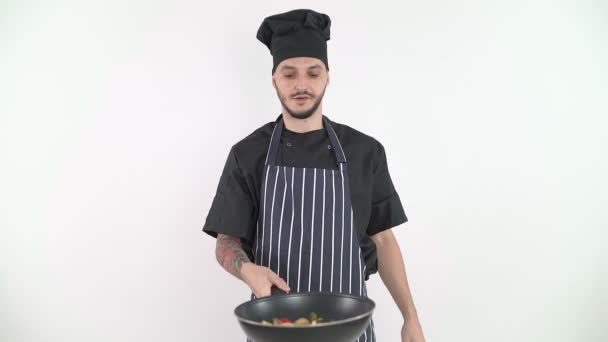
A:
261 312 325 326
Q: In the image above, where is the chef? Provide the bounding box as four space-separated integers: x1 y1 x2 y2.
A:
203 9 425 342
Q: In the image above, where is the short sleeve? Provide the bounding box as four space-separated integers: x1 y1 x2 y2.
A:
366 141 408 236
202 146 257 242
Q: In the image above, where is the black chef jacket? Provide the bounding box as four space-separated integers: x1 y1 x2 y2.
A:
203 114 407 280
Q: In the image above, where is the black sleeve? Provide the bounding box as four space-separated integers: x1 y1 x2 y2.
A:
366 141 408 236
202 146 257 242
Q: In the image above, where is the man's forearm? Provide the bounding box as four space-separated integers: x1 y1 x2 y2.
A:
216 233 251 280
373 229 420 321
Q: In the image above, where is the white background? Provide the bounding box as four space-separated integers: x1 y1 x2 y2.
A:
1 1 606 341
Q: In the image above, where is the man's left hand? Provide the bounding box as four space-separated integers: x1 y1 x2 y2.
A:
401 318 425 342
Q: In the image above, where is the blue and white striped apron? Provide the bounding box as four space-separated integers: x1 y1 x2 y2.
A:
246 115 375 342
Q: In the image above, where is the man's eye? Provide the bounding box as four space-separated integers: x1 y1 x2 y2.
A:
309 74 319 77
284 74 294 78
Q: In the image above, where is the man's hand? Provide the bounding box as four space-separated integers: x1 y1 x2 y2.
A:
370 229 426 341
215 233 290 297
402 318 426 342
240 262 290 298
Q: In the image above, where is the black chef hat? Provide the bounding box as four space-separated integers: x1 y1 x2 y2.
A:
256 9 331 75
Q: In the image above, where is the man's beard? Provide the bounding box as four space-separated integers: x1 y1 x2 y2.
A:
276 83 327 120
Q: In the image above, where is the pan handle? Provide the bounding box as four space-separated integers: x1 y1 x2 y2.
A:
270 285 288 296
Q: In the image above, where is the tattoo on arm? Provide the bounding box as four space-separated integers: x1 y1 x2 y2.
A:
216 234 251 280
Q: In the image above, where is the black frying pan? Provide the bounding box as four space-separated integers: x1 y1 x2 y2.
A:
234 287 375 342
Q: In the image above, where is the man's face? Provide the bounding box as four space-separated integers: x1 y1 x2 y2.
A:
272 57 330 120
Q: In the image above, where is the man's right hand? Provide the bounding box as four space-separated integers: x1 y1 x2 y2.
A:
240 262 290 298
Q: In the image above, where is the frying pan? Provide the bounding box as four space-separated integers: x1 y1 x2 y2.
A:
234 286 375 342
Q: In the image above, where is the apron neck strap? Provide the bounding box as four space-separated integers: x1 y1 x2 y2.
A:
264 115 347 167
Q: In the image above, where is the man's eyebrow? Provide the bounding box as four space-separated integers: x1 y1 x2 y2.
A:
281 64 323 71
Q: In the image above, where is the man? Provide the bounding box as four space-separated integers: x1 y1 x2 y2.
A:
203 9 425 342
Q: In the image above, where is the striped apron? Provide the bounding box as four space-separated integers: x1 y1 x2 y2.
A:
246 115 376 342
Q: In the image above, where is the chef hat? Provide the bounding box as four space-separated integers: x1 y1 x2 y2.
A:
256 9 331 75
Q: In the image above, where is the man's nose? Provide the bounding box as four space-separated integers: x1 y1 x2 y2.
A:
294 81 308 93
